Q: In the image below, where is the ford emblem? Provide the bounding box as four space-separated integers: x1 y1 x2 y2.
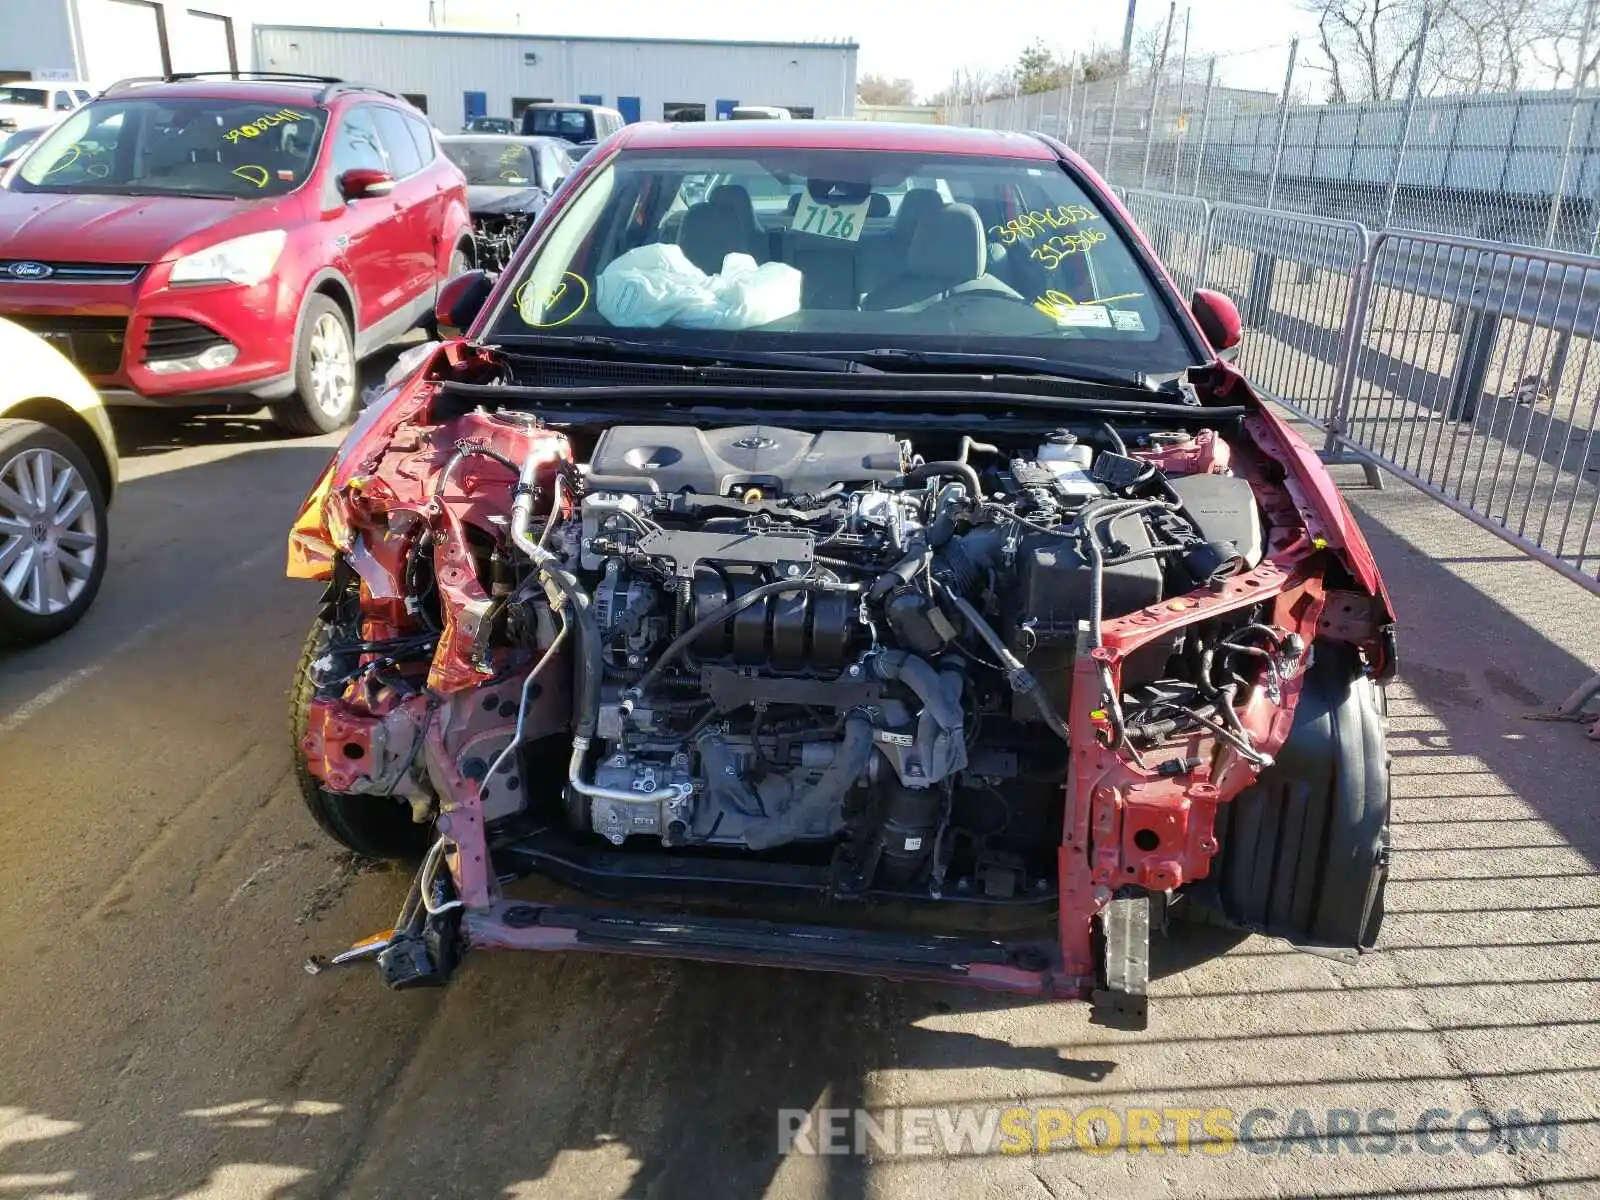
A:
6 261 53 280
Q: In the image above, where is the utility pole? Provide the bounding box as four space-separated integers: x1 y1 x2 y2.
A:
1140 0 1177 188
1548 0 1598 244
1170 7 1191 190
1121 0 1139 71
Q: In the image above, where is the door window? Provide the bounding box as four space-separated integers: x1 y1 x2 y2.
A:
332 108 387 176
402 113 435 165
664 102 705 122
370 105 422 178
53 90 74 111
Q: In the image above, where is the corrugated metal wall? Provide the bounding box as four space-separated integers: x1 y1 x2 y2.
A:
0 0 81 79
253 26 857 129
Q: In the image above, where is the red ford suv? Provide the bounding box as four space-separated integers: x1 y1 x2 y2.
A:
0 74 473 434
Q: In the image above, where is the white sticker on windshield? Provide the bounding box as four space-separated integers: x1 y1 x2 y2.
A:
1054 305 1112 328
1110 308 1145 332
791 197 870 242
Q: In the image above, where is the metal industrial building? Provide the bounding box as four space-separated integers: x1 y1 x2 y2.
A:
0 0 250 84
253 25 859 128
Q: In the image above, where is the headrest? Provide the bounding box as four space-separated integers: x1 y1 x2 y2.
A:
908 203 986 281
868 192 890 218
709 183 753 212
894 188 944 238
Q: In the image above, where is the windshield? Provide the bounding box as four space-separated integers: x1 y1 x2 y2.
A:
0 87 48 108
488 149 1197 375
14 97 327 198
443 139 538 187
526 109 590 141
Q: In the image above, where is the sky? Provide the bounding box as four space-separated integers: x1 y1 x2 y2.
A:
266 0 1318 99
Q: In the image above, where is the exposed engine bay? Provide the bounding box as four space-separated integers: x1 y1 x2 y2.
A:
539 421 1269 891
290 360 1394 1012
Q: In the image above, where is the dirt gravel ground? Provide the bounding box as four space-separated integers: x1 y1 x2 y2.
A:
1 404 1598 1200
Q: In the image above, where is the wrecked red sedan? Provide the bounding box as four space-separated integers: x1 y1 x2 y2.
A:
287 121 1395 1026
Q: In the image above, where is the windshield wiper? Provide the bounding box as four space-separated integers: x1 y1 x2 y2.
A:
492 333 882 374
825 348 1162 391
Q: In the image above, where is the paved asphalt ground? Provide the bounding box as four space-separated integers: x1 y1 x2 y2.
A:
1 385 1598 1199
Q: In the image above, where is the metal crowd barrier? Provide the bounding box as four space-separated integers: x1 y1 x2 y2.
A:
1118 190 1600 596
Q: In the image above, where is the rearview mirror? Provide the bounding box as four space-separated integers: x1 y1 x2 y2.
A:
435 269 494 339
1191 288 1242 354
338 167 396 201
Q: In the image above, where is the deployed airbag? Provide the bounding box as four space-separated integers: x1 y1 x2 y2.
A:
594 244 801 330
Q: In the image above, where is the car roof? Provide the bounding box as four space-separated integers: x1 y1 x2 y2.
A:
524 102 620 114
93 78 406 108
442 133 566 146
616 119 1057 159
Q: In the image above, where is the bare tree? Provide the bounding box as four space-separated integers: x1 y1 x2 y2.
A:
857 74 919 106
1531 0 1600 88
1303 0 1438 101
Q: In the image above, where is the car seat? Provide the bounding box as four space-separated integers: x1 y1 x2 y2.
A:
677 183 766 273
861 203 1014 312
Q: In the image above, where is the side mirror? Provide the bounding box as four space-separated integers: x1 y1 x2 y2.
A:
338 167 396 201
1191 288 1242 354
435 269 494 338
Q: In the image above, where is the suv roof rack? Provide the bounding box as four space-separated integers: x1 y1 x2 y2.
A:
97 71 407 107
102 70 344 96
314 81 406 104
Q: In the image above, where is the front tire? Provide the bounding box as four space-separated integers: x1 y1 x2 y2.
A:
290 616 429 859
1204 643 1390 950
0 419 109 647
271 296 357 436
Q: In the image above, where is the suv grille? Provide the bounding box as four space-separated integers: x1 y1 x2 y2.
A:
0 260 144 284
142 317 228 363
9 315 127 376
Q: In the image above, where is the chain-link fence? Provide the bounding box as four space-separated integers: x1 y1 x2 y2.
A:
957 32 1600 256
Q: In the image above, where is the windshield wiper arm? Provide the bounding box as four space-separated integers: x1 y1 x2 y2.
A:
492 333 882 374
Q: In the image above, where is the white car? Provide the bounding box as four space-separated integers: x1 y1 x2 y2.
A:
0 81 95 136
0 316 118 645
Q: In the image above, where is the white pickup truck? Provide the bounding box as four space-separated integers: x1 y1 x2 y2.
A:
0 81 95 136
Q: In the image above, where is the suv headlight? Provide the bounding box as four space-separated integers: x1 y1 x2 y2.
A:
170 230 286 286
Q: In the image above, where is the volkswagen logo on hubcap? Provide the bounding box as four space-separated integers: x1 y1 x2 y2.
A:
5 261 52 280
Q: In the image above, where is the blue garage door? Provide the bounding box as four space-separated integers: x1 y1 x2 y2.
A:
715 99 738 121
617 96 640 123
463 90 487 123
579 93 602 106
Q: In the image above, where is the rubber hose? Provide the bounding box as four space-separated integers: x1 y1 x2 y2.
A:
904 460 982 500
870 650 964 733
743 716 875 850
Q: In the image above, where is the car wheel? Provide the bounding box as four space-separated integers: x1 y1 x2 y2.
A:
272 296 357 436
1207 643 1391 950
290 616 429 860
0 419 109 648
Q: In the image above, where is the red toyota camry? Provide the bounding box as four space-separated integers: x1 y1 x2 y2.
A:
287 120 1396 1027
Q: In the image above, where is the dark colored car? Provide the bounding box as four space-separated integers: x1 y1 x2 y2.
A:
289 121 1395 1025
463 116 515 134
519 102 623 145
439 134 572 271
0 74 472 434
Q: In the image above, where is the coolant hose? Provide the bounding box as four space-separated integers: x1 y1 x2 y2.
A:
743 716 875 851
904 460 982 502
509 466 602 739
